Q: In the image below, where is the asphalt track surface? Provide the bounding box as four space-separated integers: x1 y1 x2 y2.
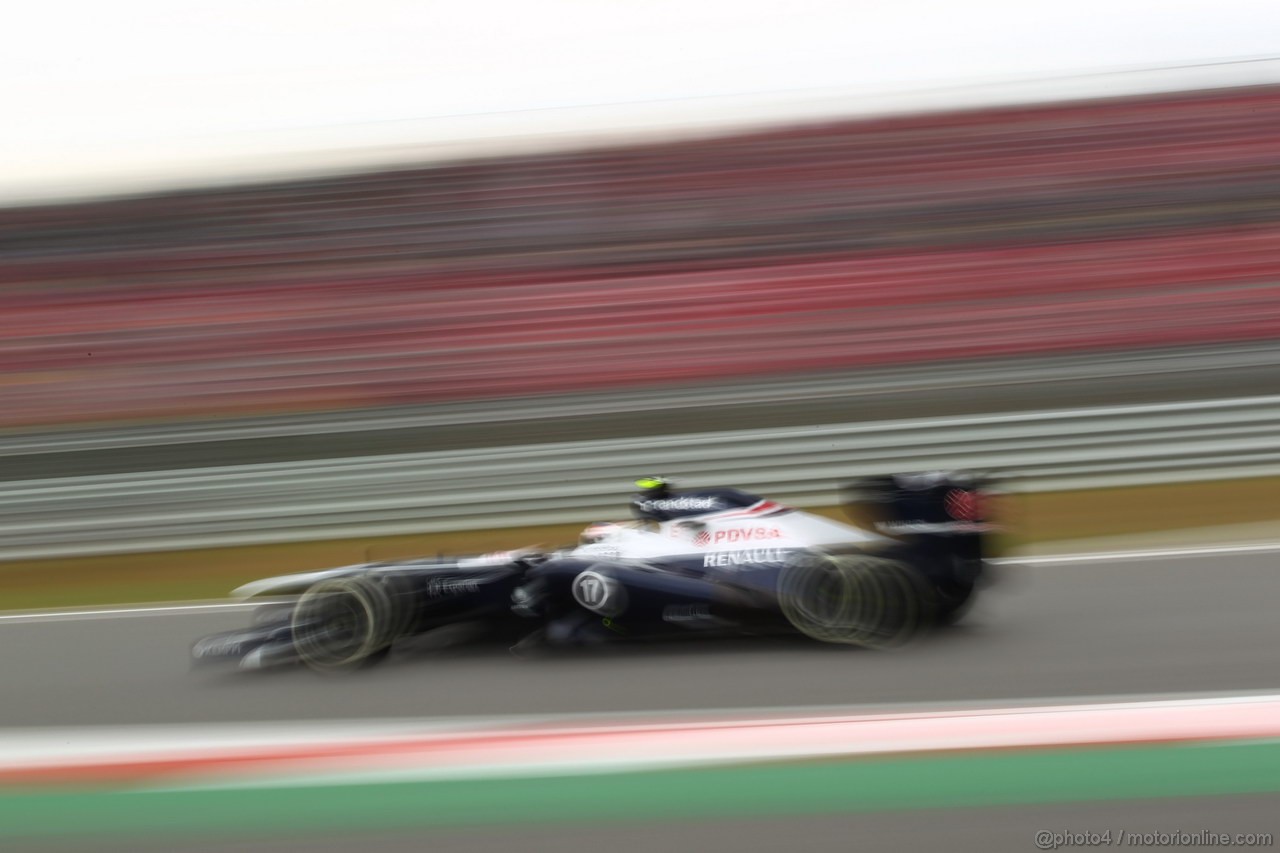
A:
6 548 1280 852
2 548 1278 728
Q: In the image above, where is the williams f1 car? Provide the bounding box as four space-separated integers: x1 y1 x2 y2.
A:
192 473 999 672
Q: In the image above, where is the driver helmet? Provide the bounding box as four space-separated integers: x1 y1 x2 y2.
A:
634 475 673 499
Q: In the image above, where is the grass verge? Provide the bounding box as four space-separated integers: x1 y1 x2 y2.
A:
2 740 1279 839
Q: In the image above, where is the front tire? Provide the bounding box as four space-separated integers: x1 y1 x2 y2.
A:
290 576 400 672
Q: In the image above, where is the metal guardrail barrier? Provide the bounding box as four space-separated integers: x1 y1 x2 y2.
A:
2 395 1279 560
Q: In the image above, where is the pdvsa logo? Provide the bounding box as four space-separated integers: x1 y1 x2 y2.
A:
713 527 783 544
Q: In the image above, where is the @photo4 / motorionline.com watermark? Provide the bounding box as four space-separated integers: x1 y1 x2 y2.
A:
1035 829 1274 849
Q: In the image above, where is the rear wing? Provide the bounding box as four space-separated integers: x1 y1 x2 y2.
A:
841 471 1004 558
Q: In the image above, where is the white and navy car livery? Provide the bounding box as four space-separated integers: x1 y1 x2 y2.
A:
193 475 998 672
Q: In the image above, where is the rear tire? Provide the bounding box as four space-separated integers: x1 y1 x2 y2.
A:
934 579 976 625
779 554 933 649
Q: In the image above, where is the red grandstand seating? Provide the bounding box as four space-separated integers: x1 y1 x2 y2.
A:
2 86 1279 427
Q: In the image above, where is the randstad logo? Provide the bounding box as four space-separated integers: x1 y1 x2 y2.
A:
640 497 720 511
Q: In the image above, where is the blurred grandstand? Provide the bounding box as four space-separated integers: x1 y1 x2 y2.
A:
2 84 1280 430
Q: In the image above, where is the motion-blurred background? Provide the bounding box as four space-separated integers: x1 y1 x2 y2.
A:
4 1 1280 573
5 0 1280 418
5 85 1280 426
3 2 1280 849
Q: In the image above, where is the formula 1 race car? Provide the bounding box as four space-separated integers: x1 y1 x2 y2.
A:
192 473 1000 672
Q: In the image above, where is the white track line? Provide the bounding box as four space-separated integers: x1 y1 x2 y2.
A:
0 601 260 623
1002 541 1280 565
